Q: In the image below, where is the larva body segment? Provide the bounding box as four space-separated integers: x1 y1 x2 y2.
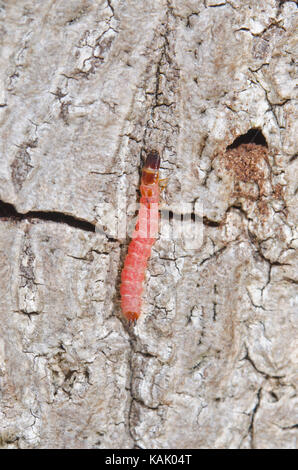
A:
120 150 160 323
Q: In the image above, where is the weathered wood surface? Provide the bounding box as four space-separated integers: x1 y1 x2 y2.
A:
0 0 297 448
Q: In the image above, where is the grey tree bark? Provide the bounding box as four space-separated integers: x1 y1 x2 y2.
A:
0 0 297 449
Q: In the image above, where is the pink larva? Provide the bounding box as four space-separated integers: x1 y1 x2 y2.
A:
120 150 160 323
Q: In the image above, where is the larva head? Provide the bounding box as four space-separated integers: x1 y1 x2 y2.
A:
144 150 160 170
142 150 160 185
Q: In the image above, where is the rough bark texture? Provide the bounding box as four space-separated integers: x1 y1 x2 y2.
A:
0 0 297 449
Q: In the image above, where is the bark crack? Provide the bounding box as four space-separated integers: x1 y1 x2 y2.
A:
0 199 98 234
248 387 262 449
243 346 285 381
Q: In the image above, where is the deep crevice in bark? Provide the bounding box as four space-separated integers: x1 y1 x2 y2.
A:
0 199 96 232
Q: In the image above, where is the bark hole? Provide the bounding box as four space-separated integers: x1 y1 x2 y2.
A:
227 128 268 150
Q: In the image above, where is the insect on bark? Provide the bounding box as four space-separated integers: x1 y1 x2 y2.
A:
120 150 161 323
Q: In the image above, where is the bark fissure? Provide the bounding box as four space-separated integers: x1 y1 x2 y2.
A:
0 199 96 233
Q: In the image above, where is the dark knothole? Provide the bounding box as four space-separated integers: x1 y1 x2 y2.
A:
227 128 268 150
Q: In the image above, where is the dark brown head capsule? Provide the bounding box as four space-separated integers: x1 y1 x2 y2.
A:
142 150 160 185
144 150 160 170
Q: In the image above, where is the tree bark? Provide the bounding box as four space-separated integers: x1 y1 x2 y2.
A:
0 0 297 449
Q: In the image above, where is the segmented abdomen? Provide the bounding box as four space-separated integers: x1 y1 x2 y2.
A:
120 151 160 323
